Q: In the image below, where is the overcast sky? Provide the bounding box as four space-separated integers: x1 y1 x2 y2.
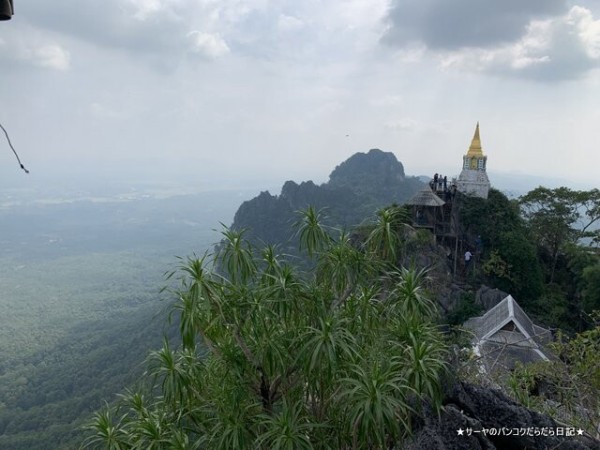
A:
1 0 599 192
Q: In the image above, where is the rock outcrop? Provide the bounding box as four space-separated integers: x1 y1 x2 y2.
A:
407 382 598 450
475 286 509 311
230 149 424 251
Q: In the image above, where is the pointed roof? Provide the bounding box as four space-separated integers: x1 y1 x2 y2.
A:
464 295 550 350
405 185 445 207
463 295 553 372
466 122 484 157
478 295 534 342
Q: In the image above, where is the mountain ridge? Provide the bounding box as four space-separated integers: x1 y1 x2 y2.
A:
230 149 424 249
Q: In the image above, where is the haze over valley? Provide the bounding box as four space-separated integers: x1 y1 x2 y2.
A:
0 183 251 448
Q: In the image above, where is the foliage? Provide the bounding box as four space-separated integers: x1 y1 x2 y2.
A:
516 187 600 330
460 188 543 304
365 205 412 264
446 293 483 327
294 206 332 258
455 186 600 334
459 186 600 333
519 186 600 282
481 250 511 282
581 263 600 314
83 210 448 449
532 284 574 332
506 315 600 436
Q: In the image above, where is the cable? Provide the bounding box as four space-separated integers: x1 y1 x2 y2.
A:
0 121 29 173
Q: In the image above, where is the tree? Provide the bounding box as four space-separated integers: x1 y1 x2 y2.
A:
519 187 600 283
460 188 543 304
83 209 448 449
365 205 412 264
581 263 600 313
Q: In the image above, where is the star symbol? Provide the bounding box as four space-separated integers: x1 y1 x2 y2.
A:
577 428 584 435
457 428 464 436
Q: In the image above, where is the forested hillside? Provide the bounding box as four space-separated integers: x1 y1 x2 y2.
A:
0 189 248 449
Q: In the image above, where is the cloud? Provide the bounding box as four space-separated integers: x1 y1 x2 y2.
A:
128 0 165 21
384 118 418 131
19 1 191 58
90 102 131 120
16 0 391 71
187 31 230 59
31 44 71 71
383 0 566 50
0 27 71 71
383 1 600 81
17 1 294 67
383 118 451 134
571 5 600 58
440 6 600 81
277 14 305 33
370 95 404 107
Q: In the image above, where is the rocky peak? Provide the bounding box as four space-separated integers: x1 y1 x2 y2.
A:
328 149 405 191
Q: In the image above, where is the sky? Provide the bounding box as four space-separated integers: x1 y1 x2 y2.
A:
1 0 600 193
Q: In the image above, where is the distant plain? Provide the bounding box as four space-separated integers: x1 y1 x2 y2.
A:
0 184 251 449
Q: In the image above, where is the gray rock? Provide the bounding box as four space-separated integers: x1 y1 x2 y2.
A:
475 286 509 311
405 382 598 450
437 283 468 313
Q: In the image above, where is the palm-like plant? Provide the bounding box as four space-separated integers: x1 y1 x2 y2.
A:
300 314 357 377
294 206 331 257
366 205 411 264
259 244 282 287
401 327 447 411
339 358 414 449
82 405 130 450
167 254 216 350
166 427 202 450
256 399 316 450
264 263 302 323
316 230 368 302
206 400 259 450
216 226 256 284
342 285 381 339
83 206 449 450
389 266 437 319
146 341 196 409
299 314 359 420
128 409 170 449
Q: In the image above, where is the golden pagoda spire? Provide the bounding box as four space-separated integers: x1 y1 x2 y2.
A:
466 122 483 157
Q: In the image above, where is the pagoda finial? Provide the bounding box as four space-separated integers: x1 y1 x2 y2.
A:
467 122 483 156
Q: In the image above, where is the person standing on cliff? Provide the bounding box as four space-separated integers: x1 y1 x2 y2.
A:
464 250 473 275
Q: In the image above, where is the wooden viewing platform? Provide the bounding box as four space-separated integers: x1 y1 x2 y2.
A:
405 182 463 275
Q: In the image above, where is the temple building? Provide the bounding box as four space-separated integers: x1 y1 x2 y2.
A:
463 294 552 374
456 123 490 199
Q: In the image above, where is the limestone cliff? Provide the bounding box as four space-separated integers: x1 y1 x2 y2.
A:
230 149 423 250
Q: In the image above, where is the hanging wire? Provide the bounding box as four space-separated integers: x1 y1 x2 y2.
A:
0 121 29 173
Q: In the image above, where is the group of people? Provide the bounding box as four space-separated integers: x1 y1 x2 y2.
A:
430 173 448 192
430 173 458 202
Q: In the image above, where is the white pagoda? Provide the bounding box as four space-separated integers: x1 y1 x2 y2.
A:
456 122 490 199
